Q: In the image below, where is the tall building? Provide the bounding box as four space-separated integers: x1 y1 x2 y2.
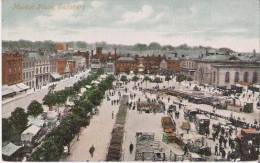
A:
2 52 23 85
23 55 36 88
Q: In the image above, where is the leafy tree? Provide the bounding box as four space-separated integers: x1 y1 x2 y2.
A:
2 118 13 142
10 107 28 132
31 137 63 161
133 43 148 50
43 93 56 110
87 89 103 106
120 75 128 82
144 76 151 88
132 75 139 82
27 100 43 117
148 42 161 50
176 74 187 83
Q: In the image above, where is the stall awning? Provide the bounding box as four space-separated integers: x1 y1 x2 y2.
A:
2 85 16 96
16 83 30 90
51 73 62 80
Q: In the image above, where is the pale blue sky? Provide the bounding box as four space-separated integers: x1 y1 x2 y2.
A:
2 0 260 52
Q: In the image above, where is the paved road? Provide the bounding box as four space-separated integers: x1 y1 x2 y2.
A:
2 70 90 118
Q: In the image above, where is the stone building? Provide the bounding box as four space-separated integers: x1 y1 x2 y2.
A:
72 55 86 72
180 58 197 79
211 63 260 88
22 55 36 88
194 55 260 88
2 52 23 85
26 52 50 89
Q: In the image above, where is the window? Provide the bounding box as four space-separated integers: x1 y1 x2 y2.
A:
225 72 230 83
244 72 249 82
234 72 239 82
252 72 257 83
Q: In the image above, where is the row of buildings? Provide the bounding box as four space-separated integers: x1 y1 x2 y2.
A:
88 47 260 89
3 46 260 97
2 50 87 98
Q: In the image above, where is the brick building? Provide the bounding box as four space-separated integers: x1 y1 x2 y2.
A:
115 55 180 74
56 58 76 77
2 52 23 85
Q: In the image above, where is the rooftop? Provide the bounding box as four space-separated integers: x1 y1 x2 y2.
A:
2 142 22 157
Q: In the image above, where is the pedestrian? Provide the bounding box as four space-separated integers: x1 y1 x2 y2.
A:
221 149 226 159
215 144 218 156
129 142 134 154
184 144 189 155
112 111 114 119
227 151 231 161
223 138 227 148
89 145 95 158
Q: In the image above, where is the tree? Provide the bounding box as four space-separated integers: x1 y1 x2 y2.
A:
31 137 63 161
148 42 161 50
132 75 139 85
133 43 147 51
27 100 43 117
120 75 128 82
43 93 56 110
176 74 187 83
2 118 13 142
10 107 28 132
144 76 151 88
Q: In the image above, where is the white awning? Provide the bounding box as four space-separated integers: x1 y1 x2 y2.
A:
51 73 62 79
16 83 30 90
2 143 22 157
9 85 22 92
2 85 15 96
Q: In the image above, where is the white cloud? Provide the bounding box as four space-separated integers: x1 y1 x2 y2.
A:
118 5 153 24
91 0 104 8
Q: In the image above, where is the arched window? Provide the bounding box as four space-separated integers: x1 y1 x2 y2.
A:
252 72 257 83
225 72 230 83
234 72 239 82
244 72 249 82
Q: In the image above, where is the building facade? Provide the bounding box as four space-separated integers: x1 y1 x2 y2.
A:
72 55 86 72
23 56 36 88
2 52 23 85
30 52 50 89
211 63 260 88
180 59 197 79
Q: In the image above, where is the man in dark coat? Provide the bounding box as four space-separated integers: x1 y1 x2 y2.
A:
89 145 95 158
129 142 134 154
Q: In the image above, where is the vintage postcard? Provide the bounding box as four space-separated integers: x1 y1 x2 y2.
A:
2 0 260 162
